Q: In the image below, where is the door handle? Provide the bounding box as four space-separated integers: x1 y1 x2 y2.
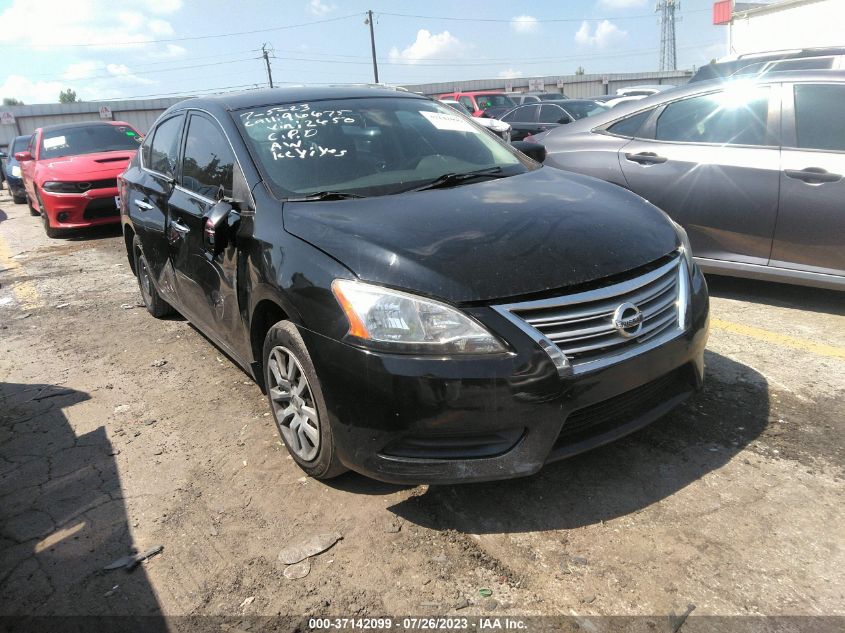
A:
625 152 668 165
784 168 842 184
171 219 190 234
135 199 154 211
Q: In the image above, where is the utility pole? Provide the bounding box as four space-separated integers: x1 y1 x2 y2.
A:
366 10 379 83
656 0 679 71
261 43 274 89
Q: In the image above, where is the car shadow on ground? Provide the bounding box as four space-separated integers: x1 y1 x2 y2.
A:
0 382 166 627
60 223 123 242
384 351 769 533
706 274 845 316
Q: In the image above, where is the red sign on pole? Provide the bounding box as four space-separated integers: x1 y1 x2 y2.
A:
713 0 733 25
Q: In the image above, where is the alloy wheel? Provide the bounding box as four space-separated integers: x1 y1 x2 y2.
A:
267 345 320 461
137 255 154 306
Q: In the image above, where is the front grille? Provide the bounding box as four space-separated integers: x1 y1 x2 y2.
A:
494 255 687 375
87 178 118 190
556 369 689 446
83 197 119 220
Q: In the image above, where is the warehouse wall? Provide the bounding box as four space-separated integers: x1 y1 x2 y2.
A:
729 0 845 56
0 98 184 149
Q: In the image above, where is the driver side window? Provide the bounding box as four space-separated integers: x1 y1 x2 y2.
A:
148 115 184 177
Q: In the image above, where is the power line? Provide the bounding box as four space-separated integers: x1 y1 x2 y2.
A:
376 9 709 23
26 57 260 83
0 13 363 48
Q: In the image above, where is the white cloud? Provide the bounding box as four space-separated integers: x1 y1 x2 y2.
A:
0 0 182 49
498 68 523 79
388 29 467 64
147 44 188 59
574 20 627 48
307 0 336 16
0 76 66 105
510 15 539 34
598 0 647 8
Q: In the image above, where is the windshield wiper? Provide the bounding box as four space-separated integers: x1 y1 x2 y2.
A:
410 167 507 192
287 191 366 202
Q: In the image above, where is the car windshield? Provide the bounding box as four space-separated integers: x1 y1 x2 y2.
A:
236 97 531 198
40 124 140 159
473 94 515 109
442 101 472 116
563 101 610 119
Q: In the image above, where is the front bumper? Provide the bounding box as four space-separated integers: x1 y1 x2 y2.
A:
41 188 121 228
302 265 709 484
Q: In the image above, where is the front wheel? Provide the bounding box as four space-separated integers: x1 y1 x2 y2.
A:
132 236 174 318
263 321 346 480
41 208 64 239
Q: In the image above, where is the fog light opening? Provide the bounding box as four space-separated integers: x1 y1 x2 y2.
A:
57 212 69 222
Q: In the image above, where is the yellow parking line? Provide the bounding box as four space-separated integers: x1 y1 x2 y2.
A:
0 232 42 310
711 317 845 361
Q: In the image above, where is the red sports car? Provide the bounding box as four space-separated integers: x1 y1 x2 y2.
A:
17 121 142 238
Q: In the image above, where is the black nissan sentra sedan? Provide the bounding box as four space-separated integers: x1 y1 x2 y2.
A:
119 85 709 484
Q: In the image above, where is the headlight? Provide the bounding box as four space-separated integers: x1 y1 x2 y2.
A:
11 165 21 177
332 279 507 355
672 222 693 330
43 181 89 193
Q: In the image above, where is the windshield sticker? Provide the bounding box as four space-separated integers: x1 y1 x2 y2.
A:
240 103 359 161
419 111 480 133
43 136 68 150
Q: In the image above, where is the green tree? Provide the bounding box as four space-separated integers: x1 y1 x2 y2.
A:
2 97 23 105
575 66 585 76
59 89 78 103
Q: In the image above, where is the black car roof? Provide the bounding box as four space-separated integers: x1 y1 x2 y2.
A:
169 85 425 113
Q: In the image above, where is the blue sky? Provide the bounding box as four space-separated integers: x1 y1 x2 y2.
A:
0 0 727 104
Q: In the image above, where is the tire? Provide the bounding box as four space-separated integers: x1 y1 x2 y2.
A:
263 321 346 480
13 193 27 205
41 207 64 238
27 194 40 216
132 235 174 318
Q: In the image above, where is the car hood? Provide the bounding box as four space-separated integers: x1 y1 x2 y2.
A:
37 150 136 180
283 167 679 304
476 118 510 132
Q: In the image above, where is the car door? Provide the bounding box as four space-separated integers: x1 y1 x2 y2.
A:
128 113 185 299
168 111 243 351
539 104 572 131
20 132 39 202
501 105 539 141
770 82 845 277
618 85 780 265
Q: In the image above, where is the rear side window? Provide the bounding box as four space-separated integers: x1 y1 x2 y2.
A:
502 105 538 123
794 84 845 152
459 96 474 111
148 115 183 177
606 109 653 138
655 87 770 146
539 105 566 123
180 115 235 199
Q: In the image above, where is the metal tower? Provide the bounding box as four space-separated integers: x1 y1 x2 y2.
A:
656 0 679 71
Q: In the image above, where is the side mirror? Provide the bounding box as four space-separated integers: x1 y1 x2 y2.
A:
14 151 32 162
203 200 239 255
558 116 572 124
511 141 546 163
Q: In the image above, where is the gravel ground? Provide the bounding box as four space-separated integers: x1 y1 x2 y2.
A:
0 186 843 626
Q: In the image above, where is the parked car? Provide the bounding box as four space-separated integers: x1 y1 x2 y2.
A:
119 86 708 484
533 70 845 290
616 85 675 97
499 101 608 141
511 94 542 105
439 99 512 142
0 135 33 204
528 92 570 101
17 121 142 237
689 46 845 82
436 91 516 117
